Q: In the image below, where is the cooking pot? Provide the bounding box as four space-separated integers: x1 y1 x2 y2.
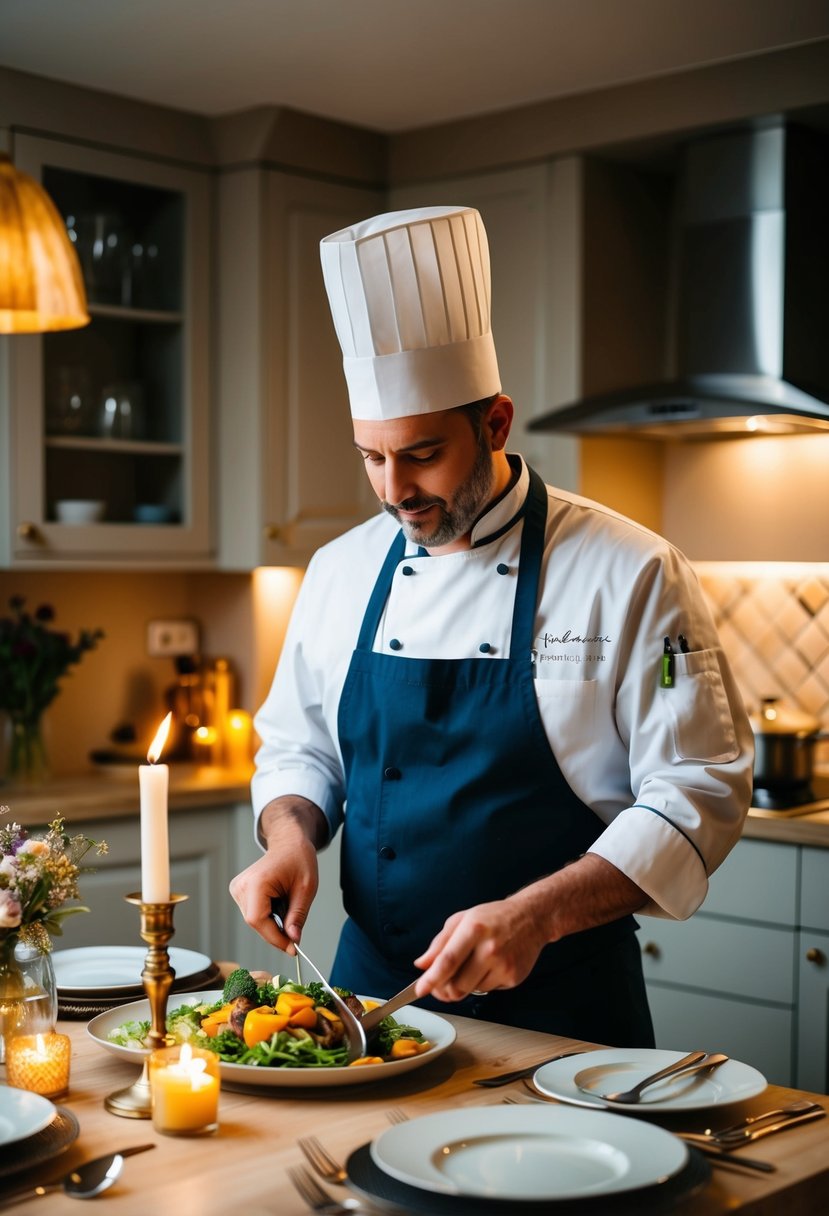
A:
749 697 828 789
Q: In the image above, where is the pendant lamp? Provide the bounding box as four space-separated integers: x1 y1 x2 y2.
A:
0 152 90 333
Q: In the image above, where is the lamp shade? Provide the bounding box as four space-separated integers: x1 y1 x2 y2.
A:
0 153 90 333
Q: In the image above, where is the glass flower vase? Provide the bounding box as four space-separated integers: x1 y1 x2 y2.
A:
4 714 50 784
0 937 58 1064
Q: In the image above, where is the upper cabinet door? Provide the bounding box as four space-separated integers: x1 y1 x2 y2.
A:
1 134 212 566
217 170 382 569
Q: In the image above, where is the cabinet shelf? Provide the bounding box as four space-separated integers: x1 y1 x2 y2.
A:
45 436 184 457
88 303 184 326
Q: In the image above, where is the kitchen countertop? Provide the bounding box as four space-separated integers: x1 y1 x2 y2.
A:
0 765 252 827
4 769 829 845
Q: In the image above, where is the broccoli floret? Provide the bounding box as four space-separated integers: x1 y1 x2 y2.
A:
222 967 258 1003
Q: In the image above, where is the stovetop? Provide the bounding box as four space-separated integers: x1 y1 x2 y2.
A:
750 774 829 817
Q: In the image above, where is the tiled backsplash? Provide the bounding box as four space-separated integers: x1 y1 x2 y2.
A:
698 570 829 762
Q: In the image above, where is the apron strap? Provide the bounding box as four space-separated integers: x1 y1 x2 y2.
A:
356 529 406 651
508 466 548 658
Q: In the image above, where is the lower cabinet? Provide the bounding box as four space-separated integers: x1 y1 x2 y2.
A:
59 804 242 962
642 837 829 1092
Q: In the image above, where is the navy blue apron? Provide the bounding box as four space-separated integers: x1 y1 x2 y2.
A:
331 467 654 1047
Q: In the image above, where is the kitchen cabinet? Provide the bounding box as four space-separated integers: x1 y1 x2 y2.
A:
57 804 240 962
216 168 382 568
0 133 212 566
641 837 829 1091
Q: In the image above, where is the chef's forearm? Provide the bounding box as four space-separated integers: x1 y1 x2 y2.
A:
258 795 329 851
513 853 647 943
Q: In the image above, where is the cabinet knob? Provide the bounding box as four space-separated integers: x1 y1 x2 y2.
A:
17 521 41 543
642 941 661 959
806 948 826 965
263 524 282 542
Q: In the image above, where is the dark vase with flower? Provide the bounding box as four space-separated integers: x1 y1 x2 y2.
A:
0 595 103 784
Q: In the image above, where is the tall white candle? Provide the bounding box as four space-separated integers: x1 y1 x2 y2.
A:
140 712 173 903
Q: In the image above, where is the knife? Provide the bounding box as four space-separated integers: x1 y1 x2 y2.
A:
680 1140 776 1173
474 1051 587 1087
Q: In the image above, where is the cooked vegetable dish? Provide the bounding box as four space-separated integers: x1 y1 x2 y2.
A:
107 967 431 1068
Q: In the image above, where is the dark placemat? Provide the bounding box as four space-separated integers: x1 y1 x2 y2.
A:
0 1107 80 1180
345 1142 711 1215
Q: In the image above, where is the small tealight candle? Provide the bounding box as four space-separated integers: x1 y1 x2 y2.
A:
149 1042 220 1136
224 709 252 771
6 1032 71 1097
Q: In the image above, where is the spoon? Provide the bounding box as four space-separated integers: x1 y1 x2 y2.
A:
1 1144 154 1205
271 897 368 1063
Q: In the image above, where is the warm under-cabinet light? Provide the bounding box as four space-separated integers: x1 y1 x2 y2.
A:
0 153 90 333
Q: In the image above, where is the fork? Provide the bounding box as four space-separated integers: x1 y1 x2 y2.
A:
298 1136 348 1185
286 1166 367 1214
386 1107 409 1124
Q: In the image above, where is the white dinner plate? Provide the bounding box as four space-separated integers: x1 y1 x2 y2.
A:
534 1048 767 1112
87 989 455 1089
0 1088 56 1148
52 946 212 995
371 1105 688 1201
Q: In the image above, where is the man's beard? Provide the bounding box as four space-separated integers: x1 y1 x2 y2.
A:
382 435 494 548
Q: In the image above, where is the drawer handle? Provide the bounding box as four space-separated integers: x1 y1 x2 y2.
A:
642 941 661 959
806 948 826 965
17 521 41 542
263 524 282 542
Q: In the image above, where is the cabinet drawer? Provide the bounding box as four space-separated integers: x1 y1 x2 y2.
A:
640 916 795 1003
647 985 793 1085
801 847 829 932
703 839 797 924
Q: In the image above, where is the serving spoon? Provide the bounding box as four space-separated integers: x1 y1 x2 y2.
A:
1 1144 154 1205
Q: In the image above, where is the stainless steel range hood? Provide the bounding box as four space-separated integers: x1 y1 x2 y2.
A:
529 122 829 440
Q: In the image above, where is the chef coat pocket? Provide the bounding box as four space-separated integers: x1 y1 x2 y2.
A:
663 649 739 763
534 677 598 736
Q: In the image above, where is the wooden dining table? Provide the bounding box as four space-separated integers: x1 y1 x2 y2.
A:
2 1011 828 1215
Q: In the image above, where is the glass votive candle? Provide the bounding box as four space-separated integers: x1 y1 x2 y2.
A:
6 1031 71 1098
149 1042 220 1136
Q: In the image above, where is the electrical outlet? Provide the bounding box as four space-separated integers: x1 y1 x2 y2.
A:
146 618 200 657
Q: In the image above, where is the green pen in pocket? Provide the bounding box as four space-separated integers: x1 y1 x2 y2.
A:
661 636 675 688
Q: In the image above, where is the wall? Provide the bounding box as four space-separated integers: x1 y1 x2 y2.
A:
0 568 302 777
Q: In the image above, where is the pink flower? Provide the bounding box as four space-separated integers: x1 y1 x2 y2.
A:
0 889 22 929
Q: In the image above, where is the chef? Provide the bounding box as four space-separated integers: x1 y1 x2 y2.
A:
230 205 754 1046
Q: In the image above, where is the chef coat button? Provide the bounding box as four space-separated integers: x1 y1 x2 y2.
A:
389 638 403 651
479 642 492 653
496 563 510 575
401 565 414 576
384 766 401 780
379 845 396 860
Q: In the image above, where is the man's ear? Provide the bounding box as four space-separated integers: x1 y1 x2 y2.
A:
486 395 514 451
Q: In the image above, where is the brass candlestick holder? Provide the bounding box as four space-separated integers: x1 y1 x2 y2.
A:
104 892 188 1118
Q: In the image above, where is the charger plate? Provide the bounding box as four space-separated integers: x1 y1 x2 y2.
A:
0 1108 79 1180
347 1142 710 1215
370 1106 687 1202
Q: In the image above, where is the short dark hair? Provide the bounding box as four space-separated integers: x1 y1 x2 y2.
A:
454 395 498 438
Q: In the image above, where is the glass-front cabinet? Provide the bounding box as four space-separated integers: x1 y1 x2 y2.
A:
1 134 212 564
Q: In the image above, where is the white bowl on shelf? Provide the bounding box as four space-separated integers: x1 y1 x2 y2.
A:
55 499 106 524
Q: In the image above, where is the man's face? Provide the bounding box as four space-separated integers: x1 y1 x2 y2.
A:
352 407 495 552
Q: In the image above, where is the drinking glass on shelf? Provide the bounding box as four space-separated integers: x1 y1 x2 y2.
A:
98 382 146 440
46 365 93 435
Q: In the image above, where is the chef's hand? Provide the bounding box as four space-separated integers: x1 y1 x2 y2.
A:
413 894 547 1002
413 855 647 1001
229 796 327 952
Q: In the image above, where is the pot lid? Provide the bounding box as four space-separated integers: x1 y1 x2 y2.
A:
749 697 820 737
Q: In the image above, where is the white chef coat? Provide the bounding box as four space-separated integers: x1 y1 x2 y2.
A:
252 456 754 921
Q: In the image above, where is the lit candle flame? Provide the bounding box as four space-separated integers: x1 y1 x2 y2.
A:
147 712 173 763
35 1033 47 1056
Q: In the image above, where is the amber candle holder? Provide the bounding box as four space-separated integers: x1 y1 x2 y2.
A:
6 1032 71 1098
104 892 188 1118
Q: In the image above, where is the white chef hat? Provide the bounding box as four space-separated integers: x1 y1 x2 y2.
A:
320 205 501 421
